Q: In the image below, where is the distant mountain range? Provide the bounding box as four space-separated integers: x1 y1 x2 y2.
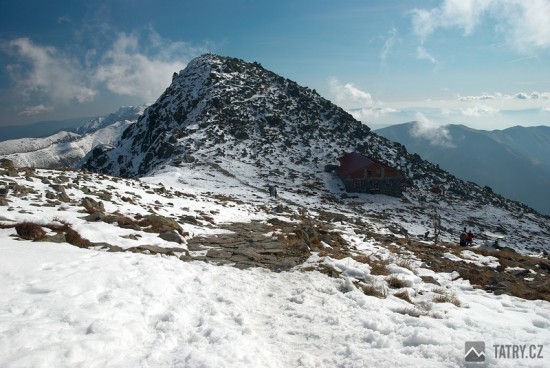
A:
0 117 92 142
0 106 144 168
376 123 550 215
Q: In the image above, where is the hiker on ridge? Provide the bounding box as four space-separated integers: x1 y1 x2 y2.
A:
459 227 468 246
467 230 474 246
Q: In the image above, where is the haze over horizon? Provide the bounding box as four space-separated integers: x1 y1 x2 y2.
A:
1 0 550 131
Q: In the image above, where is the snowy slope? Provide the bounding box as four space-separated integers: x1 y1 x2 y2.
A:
0 106 144 168
83 54 550 254
0 131 80 155
1 166 549 368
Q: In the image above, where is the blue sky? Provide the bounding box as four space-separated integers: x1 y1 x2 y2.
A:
1 0 550 130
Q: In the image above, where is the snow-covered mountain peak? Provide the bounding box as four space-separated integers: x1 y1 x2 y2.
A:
80 54 549 254
76 105 146 135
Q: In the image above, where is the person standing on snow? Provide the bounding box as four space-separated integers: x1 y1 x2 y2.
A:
467 230 474 246
459 227 468 246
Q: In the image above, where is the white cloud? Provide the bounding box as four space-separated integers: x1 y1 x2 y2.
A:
410 113 455 147
18 104 53 116
458 91 550 101
411 0 550 54
329 78 373 108
7 38 98 104
416 46 439 65
4 30 207 116
494 0 550 53
460 104 499 117
94 31 204 102
380 28 399 63
457 94 495 101
349 107 397 121
412 0 491 39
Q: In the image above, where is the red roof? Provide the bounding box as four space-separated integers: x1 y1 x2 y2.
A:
335 152 375 176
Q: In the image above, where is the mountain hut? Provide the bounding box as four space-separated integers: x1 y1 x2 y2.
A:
335 152 404 197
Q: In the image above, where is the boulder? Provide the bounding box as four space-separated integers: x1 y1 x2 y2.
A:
84 212 106 222
82 197 105 213
158 230 183 244
140 214 185 235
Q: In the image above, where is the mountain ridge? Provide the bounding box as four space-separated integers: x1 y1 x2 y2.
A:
81 54 549 253
376 122 550 215
0 106 144 169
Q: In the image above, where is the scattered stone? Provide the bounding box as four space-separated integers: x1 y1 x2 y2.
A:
538 261 550 272
82 197 105 213
50 184 66 193
91 242 119 251
179 215 200 225
511 269 530 278
84 212 106 222
128 244 178 255
420 275 441 286
120 233 140 240
267 217 284 225
39 233 67 243
140 214 185 236
206 249 233 258
158 230 183 244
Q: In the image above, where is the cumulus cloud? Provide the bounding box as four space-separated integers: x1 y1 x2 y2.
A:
329 78 373 108
18 104 53 116
458 91 550 101
3 30 207 116
349 107 397 121
460 104 499 117
94 31 204 102
7 37 98 104
412 0 491 39
411 0 550 54
410 113 455 147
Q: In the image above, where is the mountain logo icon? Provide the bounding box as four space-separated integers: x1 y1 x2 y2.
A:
465 341 485 362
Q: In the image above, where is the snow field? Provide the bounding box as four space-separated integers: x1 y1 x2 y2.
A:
1 167 549 367
1 239 549 368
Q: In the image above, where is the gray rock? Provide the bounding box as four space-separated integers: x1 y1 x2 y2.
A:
129 244 169 254
420 275 441 286
538 261 550 272
206 249 233 258
50 185 67 193
38 233 66 243
84 212 106 222
82 197 105 213
158 231 183 244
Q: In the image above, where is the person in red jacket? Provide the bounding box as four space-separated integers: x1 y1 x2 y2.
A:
467 230 474 246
